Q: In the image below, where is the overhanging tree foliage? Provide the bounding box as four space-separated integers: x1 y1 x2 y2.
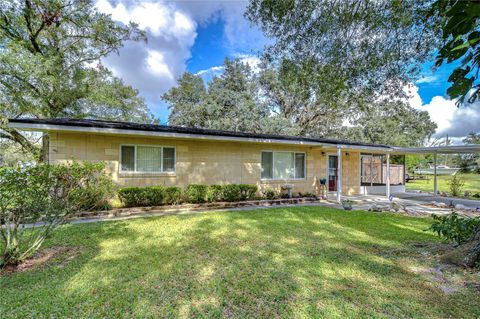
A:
246 0 443 105
434 0 480 105
0 0 152 160
246 0 480 108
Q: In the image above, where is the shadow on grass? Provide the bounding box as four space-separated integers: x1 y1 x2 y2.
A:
1 207 479 318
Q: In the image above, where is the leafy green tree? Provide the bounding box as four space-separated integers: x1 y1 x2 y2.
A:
258 60 351 137
344 100 437 147
246 0 442 106
454 132 480 173
0 0 151 160
0 161 113 267
164 58 295 135
164 72 209 128
434 0 480 105
246 0 480 108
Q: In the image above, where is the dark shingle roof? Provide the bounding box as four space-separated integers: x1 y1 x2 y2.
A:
9 118 391 149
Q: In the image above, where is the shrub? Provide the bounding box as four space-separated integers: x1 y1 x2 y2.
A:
238 184 257 201
164 187 182 205
206 185 223 202
118 186 164 207
0 161 112 267
69 177 114 211
448 174 465 197
222 184 240 202
184 184 208 203
262 189 279 200
143 186 164 206
222 184 257 202
429 212 480 245
118 187 143 207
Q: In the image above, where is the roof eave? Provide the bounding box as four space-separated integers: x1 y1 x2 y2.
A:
393 145 480 154
8 121 393 151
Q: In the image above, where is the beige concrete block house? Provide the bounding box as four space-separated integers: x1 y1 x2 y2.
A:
8 118 407 201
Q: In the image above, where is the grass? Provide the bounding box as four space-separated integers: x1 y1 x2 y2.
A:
406 173 480 197
1 206 479 318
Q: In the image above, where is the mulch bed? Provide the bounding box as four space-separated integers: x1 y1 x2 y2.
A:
73 197 321 220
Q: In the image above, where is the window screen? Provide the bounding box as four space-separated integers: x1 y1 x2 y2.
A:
163 147 175 172
261 152 273 179
120 145 175 173
261 151 305 179
274 152 295 179
136 146 162 172
295 153 305 178
121 146 135 171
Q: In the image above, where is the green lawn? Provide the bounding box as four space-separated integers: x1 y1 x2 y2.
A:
1 207 479 318
406 173 480 197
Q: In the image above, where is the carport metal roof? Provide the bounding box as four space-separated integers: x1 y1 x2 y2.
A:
393 145 480 154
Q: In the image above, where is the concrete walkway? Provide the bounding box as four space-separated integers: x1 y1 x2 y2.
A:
395 191 480 209
16 193 479 229
339 194 453 215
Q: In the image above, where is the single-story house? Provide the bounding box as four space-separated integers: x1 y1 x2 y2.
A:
8 118 480 201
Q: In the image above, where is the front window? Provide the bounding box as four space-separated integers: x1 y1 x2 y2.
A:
120 145 175 173
261 151 305 179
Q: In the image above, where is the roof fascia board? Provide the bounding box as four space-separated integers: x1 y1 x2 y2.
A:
9 122 324 146
393 145 480 154
9 122 392 151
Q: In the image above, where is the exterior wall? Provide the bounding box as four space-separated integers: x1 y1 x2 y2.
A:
342 151 361 195
49 132 362 196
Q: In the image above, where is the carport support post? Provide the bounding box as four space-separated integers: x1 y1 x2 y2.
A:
433 152 438 196
336 146 342 202
386 153 390 199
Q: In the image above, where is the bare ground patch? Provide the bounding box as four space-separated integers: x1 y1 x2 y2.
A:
378 241 480 295
1 246 81 274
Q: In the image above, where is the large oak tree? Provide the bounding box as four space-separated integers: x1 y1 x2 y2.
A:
0 0 152 160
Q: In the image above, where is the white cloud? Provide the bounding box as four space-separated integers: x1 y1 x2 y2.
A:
407 84 480 140
96 0 196 38
195 54 261 83
94 0 267 121
146 50 173 79
196 66 224 76
95 0 198 118
415 75 439 84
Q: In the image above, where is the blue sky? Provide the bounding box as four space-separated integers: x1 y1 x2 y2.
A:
187 19 226 74
96 0 479 141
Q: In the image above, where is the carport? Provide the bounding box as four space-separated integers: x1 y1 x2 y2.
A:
392 144 480 197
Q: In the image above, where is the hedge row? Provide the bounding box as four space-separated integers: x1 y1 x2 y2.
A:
118 184 258 207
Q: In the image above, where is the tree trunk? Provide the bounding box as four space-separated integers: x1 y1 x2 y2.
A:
0 127 42 162
441 227 480 268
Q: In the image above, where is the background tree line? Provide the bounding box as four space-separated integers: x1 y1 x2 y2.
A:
163 58 437 147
